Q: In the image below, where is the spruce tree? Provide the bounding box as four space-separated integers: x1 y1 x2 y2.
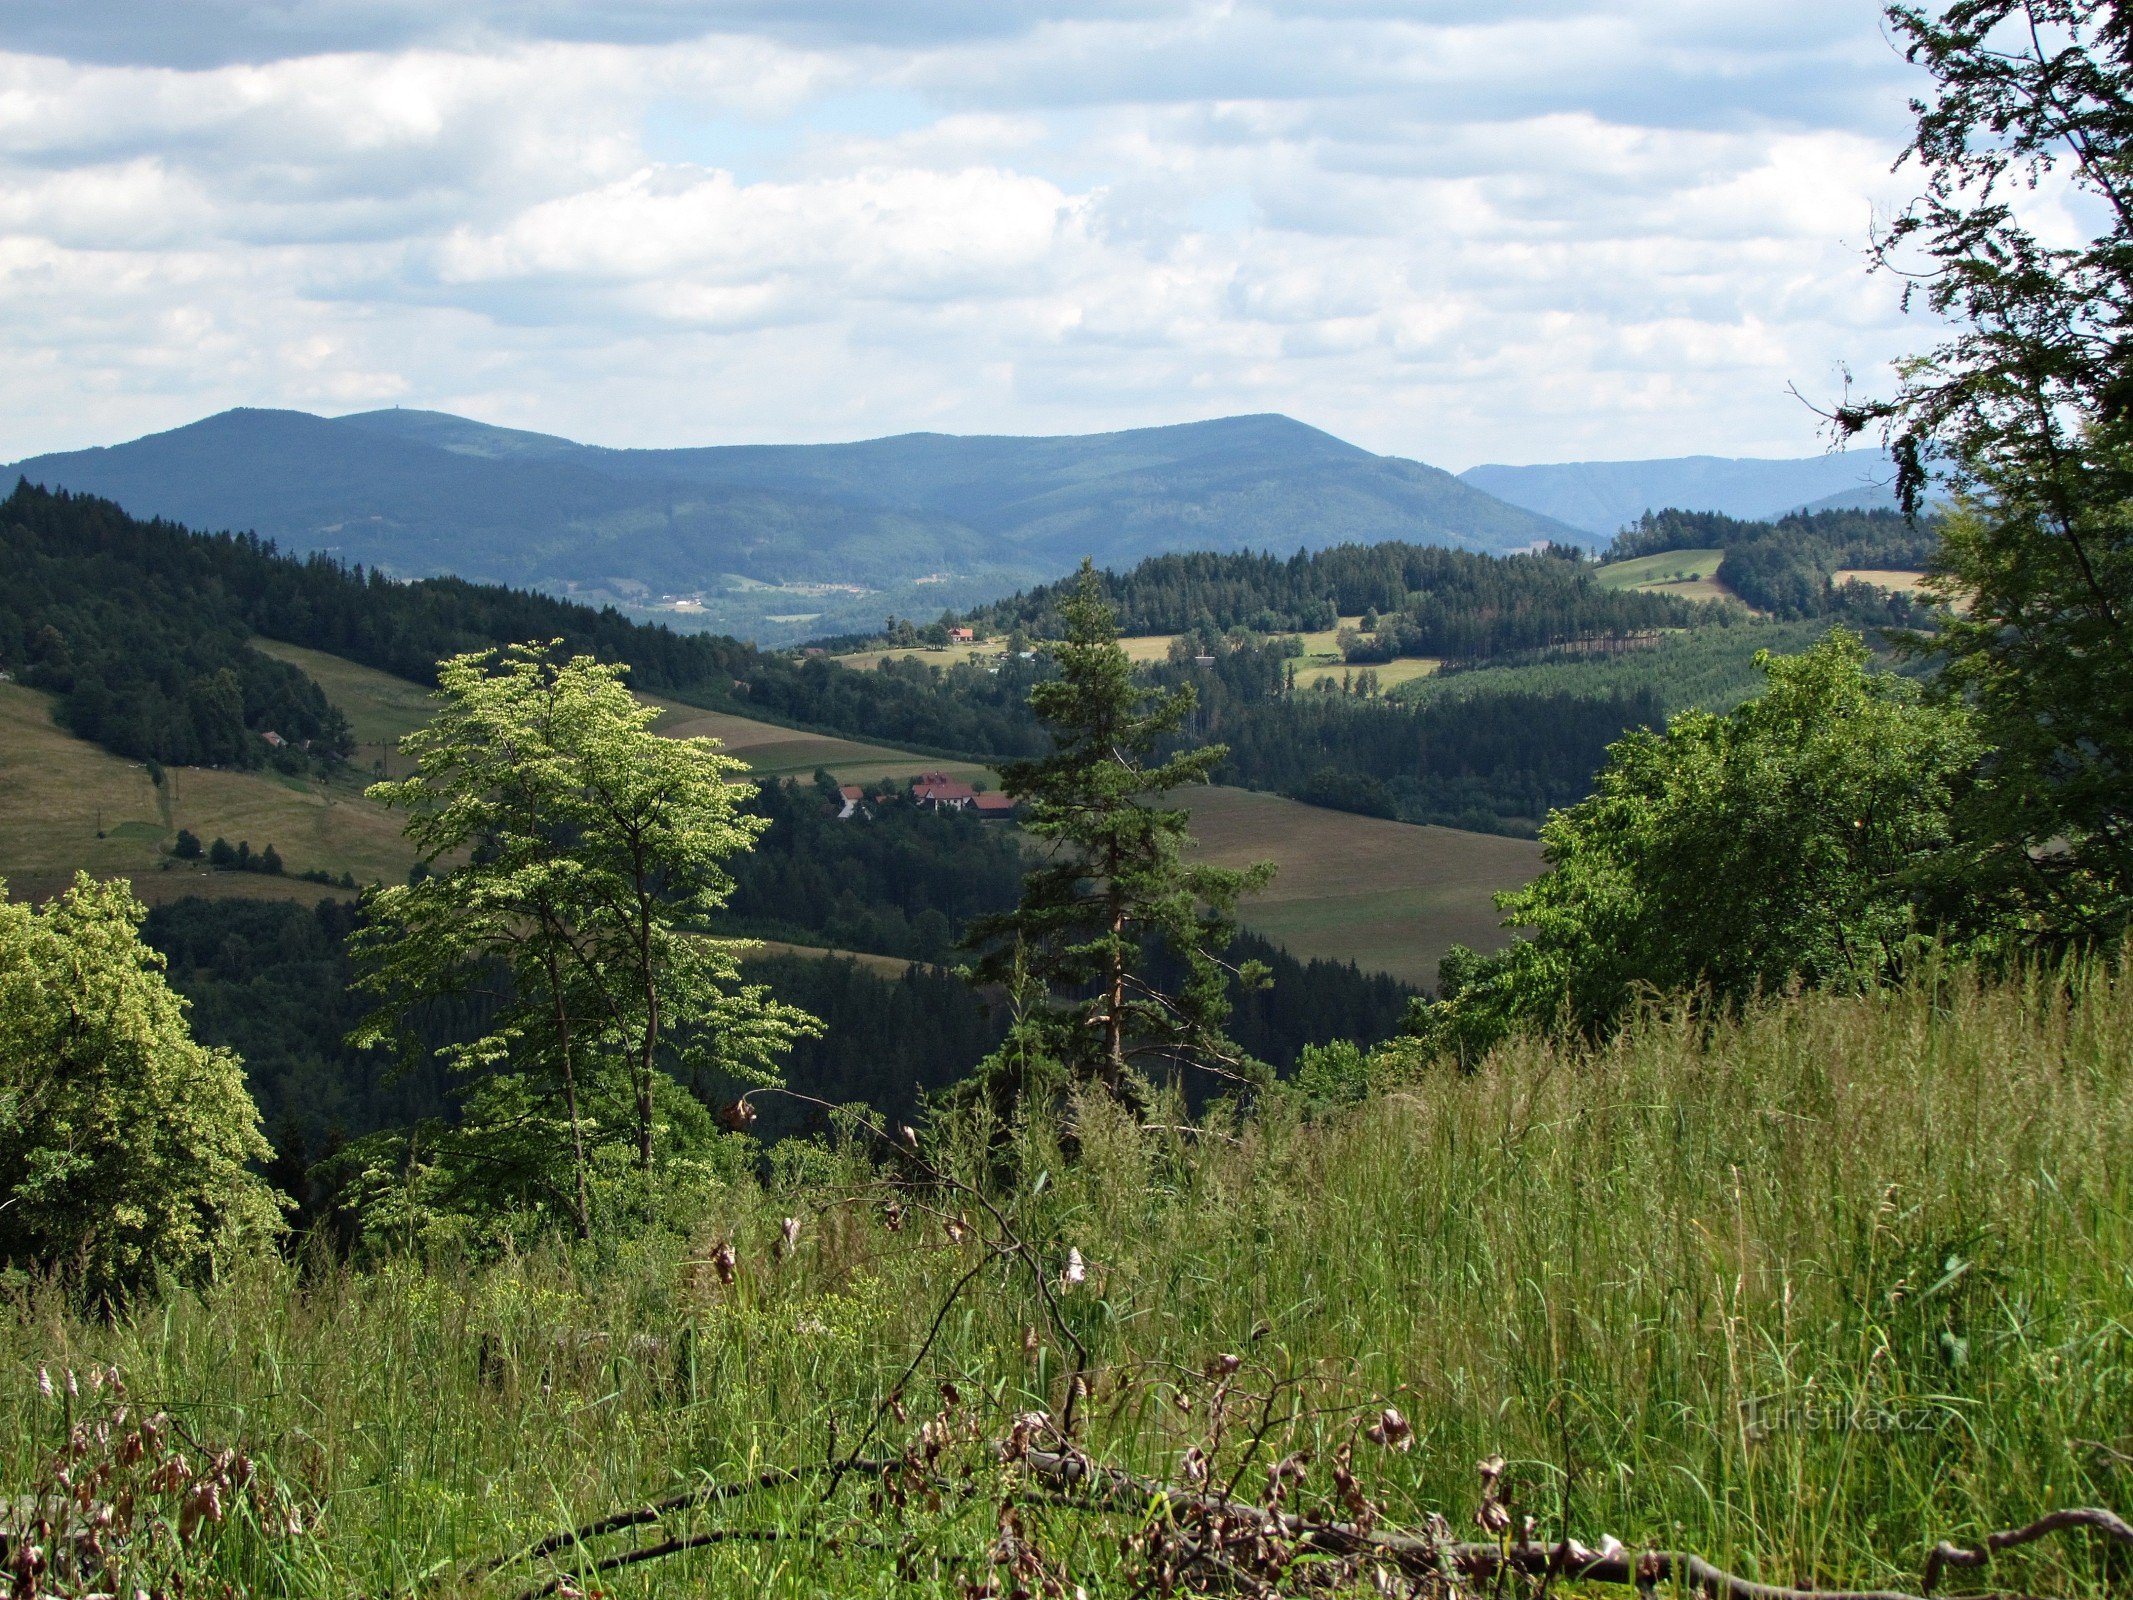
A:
967 562 1273 1105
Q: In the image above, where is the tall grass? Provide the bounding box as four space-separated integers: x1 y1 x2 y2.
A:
7 959 2132 1596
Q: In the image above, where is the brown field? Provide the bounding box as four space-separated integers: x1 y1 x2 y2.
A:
1174 786 1543 988
1834 567 1930 595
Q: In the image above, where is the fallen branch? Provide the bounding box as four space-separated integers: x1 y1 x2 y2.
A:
1017 1447 2122 1600
1924 1507 2133 1592
471 1458 895 1581
510 1528 860 1600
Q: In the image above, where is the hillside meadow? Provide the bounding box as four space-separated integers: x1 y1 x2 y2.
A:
6 961 2128 1597
19 640 1537 984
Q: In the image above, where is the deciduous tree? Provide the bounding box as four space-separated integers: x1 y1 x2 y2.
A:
0 873 281 1299
351 643 815 1238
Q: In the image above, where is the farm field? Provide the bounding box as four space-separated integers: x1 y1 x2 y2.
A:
1292 655 1441 692
1835 566 1930 595
8 644 1547 984
645 698 995 787
826 642 995 672
0 681 420 904
1178 785 1542 986
1594 546 1739 604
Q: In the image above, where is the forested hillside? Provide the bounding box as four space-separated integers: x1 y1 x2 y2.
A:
4 409 1578 640
0 482 1704 833
953 540 1705 646
1607 505 1938 617
0 488 352 769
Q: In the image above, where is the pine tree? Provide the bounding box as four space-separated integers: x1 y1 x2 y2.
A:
966 562 1274 1105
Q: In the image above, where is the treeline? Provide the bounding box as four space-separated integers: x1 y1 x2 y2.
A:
0 486 353 769
953 542 1709 659
1607 507 1939 620
145 893 1417 1170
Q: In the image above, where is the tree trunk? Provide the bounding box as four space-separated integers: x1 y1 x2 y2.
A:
545 946 592 1240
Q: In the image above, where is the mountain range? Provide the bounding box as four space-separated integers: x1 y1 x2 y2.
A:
4 407 1901 642
1459 450 1900 537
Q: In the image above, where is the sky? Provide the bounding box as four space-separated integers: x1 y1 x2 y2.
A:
0 2 1949 467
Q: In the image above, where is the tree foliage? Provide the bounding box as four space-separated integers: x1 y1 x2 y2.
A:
1844 2 2133 938
1405 633 1981 1061
348 644 816 1241
968 564 1274 1103
0 873 282 1299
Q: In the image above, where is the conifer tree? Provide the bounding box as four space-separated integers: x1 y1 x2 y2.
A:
967 562 1273 1104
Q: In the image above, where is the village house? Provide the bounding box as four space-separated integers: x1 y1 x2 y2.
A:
912 771 978 811
947 626 976 644
836 784 868 820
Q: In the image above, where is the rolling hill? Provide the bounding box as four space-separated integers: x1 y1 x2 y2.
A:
6 408 1579 643
1459 449 1902 538
6 639 1540 988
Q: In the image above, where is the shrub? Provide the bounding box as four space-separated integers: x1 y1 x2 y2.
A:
0 873 282 1299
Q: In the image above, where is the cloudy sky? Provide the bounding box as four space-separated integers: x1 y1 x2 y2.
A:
0 2 1943 466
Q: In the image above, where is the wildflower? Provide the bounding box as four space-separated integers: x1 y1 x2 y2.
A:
1367 1406 1413 1451
1061 1247 1086 1287
712 1240 737 1285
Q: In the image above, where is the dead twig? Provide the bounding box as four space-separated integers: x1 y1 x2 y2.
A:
1923 1506 2133 1593
1016 1447 2120 1600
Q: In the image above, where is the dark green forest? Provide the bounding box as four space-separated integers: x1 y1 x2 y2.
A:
0 487 353 769
953 540 1706 650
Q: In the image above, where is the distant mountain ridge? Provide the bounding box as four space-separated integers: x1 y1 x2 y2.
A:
6 408 1579 642
1459 451 1902 538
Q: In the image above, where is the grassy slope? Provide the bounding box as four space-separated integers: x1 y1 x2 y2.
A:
8 964 2127 1597
1595 546 1738 604
0 681 418 904
8 643 1539 978
1394 617 1836 717
1178 786 1538 985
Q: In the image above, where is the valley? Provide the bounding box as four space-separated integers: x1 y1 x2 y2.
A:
10 636 1539 987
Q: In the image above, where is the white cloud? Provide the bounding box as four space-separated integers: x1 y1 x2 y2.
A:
0 3 1944 467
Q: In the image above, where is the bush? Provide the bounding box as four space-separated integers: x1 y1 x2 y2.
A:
172 828 202 859
0 873 282 1299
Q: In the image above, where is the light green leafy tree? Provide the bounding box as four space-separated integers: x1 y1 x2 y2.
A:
966 562 1274 1106
1405 632 1981 1063
350 643 816 1240
0 872 281 1299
